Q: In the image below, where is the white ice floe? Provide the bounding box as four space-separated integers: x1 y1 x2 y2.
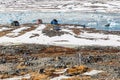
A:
82 70 104 76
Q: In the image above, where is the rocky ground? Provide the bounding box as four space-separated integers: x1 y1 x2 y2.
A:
0 23 119 80
0 44 119 80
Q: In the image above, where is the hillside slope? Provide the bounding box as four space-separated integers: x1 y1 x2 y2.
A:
0 24 120 47
0 0 120 12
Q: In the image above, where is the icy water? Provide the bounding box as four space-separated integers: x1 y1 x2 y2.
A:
0 11 120 31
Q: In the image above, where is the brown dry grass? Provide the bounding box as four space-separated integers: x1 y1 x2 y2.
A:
66 65 89 75
30 72 49 80
62 76 91 80
77 48 120 56
40 46 76 54
0 74 10 79
0 29 14 37
70 28 81 35
22 78 29 80
44 24 53 30
44 68 55 76
16 62 26 70
29 33 39 38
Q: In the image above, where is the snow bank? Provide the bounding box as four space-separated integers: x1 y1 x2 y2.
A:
0 0 120 13
83 70 104 76
0 24 120 47
0 27 12 31
12 27 30 33
50 75 70 80
6 27 30 37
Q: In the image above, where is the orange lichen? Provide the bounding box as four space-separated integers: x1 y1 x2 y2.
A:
30 72 49 80
62 76 91 80
66 65 89 75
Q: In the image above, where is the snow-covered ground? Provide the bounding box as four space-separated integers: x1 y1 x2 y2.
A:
51 69 103 80
82 70 104 76
0 0 120 31
0 24 120 47
1 69 103 80
6 27 30 37
2 74 30 80
0 0 120 13
0 27 12 31
50 75 70 80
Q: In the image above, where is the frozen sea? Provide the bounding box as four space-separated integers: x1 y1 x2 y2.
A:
0 11 120 31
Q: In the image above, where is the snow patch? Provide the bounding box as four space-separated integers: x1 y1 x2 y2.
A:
83 70 104 76
0 27 12 31
50 75 70 80
0 24 120 47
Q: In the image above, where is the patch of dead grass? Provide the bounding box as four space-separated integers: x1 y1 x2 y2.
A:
70 28 81 35
0 29 14 37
